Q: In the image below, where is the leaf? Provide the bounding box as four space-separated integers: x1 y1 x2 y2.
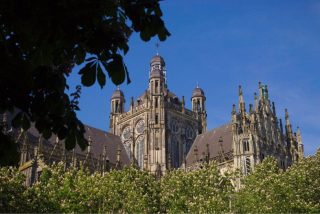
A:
106 55 125 85
65 131 76 151
97 64 106 88
79 61 96 87
124 64 131 84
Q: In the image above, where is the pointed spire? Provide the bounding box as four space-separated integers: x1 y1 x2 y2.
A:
259 82 263 98
272 102 276 116
254 92 259 112
285 108 292 129
232 104 236 115
238 85 245 113
279 119 283 134
285 108 293 138
249 104 253 113
130 96 134 108
181 96 185 113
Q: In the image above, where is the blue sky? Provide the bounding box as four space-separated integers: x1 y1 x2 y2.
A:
68 0 320 155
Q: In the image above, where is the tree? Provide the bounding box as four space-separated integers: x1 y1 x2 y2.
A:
0 167 28 212
235 153 320 213
160 163 233 213
0 0 170 155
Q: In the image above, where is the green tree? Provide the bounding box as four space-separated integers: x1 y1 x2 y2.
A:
161 163 233 213
0 0 170 157
0 167 27 212
235 152 320 213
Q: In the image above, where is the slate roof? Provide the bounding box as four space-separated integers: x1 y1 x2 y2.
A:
186 124 233 166
21 123 130 166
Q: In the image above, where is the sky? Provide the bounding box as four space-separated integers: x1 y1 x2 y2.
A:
68 0 320 155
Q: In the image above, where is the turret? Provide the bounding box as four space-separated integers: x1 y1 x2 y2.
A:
149 54 166 95
191 84 207 133
109 86 125 134
110 86 125 114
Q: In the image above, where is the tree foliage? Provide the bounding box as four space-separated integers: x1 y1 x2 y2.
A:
160 164 233 213
0 0 170 152
1 153 320 213
235 152 320 213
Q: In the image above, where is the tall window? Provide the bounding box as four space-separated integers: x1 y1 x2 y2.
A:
136 136 144 169
243 140 250 152
155 81 159 93
155 97 158 108
155 114 159 124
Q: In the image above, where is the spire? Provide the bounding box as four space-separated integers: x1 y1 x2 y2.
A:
285 108 293 137
272 102 276 116
249 104 253 114
238 85 245 113
259 82 263 98
297 126 302 142
254 92 259 112
181 96 185 113
279 119 284 134
232 104 236 115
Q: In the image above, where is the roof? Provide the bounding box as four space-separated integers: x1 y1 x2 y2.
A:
186 124 233 166
25 124 130 166
150 54 165 66
192 86 205 98
111 88 124 100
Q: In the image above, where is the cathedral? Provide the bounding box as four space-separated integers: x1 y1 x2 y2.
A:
109 54 304 176
4 53 303 185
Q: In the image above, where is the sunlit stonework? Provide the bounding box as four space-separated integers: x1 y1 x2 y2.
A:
109 54 206 175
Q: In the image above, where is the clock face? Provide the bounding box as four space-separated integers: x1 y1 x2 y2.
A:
135 120 145 134
121 126 132 141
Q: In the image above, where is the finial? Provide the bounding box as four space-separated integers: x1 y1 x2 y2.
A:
272 102 276 115
196 82 199 88
156 42 159 56
232 104 236 114
285 108 289 119
238 85 243 95
249 104 253 113
117 85 120 90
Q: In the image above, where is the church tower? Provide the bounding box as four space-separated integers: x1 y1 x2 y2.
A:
148 54 167 174
191 85 207 134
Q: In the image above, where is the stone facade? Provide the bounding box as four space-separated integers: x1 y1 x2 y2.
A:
186 82 304 182
109 54 206 175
